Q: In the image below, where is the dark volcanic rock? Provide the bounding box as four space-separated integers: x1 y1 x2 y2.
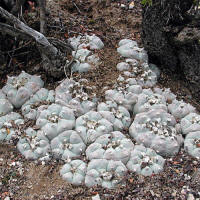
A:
142 0 200 99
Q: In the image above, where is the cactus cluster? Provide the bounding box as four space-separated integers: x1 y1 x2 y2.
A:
0 112 24 141
117 39 148 62
129 109 183 156
21 88 55 120
68 34 103 73
51 130 86 160
0 90 13 117
97 101 132 131
55 78 96 117
0 37 200 189
184 131 200 159
85 159 127 188
116 59 157 88
133 89 167 114
2 71 44 108
86 131 134 164
75 111 113 144
60 159 87 185
127 145 165 176
36 104 75 140
17 128 50 160
168 99 196 119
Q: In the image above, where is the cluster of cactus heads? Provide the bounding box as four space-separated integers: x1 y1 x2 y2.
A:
68 34 103 73
0 37 199 189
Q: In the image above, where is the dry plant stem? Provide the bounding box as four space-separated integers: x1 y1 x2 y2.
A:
11 0 26 15
38 0 47 34
72 0 81 14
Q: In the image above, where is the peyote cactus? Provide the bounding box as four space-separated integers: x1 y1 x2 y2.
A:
51 130 86 160
55 79 77 105
2 71 44 108
116 62 131 72
184 131 200 159
75 111 113 144
168 99 196 120
105 89 137 111
133 89 167 114
36 104 75 141
118 39 138 47
0 90 13 117
86 34 104 50
21 88 55 120
85 159 127 188
126 145 165 176
117 39 148 63
68 34 103 50
153 87 176 103
116 60 157 88
55 79 96 117
0 112 24 141
149 63 160 79
68 34 103 73
97 101 132 131
72 48 91 63
136 62 157 87
60 160 87 186
181 113 200 135
129 109 183 156
86 131 134 164
17 128 51 160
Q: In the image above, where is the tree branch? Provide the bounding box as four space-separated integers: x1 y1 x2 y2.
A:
0 22 30 40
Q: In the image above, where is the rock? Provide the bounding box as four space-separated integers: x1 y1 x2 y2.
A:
129 2 135 9
92 194 101 200
187 193 195 200
142 0 200 100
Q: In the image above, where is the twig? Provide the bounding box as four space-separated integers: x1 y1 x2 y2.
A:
58 12 64 30
38 0 47 34
72 0 81 14
7 39 17 69
4 40 32 53
64 57 76 79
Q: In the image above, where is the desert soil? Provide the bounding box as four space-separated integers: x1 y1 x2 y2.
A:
0 0 200 199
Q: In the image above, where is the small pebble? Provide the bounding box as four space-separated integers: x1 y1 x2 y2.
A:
187 193 195 200
193 160 198 165
129 2 134 9
92 194 101 200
